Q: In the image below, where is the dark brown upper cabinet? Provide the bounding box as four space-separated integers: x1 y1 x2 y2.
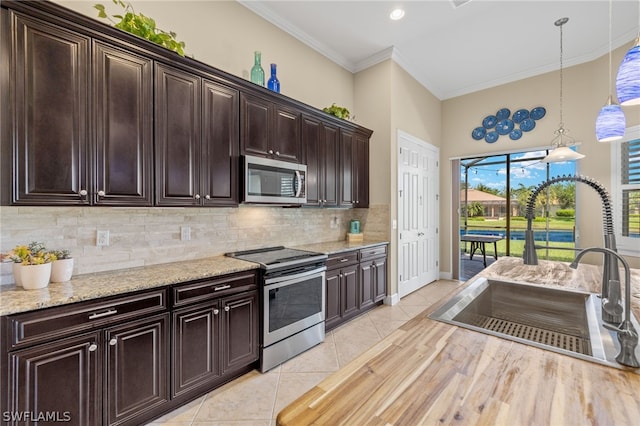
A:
240 92 301 163
93 41 154 206
8 11 90 205
303 115 339 207
155 63 239 207
5 11 155 206
339 128 370 208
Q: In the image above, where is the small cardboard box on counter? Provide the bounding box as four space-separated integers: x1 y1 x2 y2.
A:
347 233 364 242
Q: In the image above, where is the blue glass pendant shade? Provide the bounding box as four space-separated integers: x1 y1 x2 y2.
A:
616 40 640 106
267 63 280 93
595 99 626 142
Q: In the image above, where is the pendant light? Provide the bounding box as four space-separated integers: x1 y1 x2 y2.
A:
542 17 585 163
596 0 626 142
615 0 640 106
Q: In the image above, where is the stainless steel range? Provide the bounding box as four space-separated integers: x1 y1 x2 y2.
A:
226 246 327 372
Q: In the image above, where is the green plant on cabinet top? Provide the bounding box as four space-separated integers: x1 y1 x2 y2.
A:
94 0 186 56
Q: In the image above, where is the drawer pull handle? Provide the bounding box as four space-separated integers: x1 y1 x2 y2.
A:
88 343 98 352
213 284 231 292
88 309 118 320
109 338 117 346
339 258 349 263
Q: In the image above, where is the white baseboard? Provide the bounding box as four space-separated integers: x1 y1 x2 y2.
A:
384 293 400 305
439 271 452 280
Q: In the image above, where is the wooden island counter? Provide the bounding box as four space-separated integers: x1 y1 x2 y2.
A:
277 257 640 425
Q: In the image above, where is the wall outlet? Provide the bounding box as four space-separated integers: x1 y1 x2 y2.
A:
181 226 191 241
96 230 110 246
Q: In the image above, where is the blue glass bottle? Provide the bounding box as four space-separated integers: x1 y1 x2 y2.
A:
267 63 280 93
250 51 264 86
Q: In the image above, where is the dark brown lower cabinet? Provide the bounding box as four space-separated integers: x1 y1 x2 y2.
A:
9 332 101 425
105 314 169 425
325 245 388 332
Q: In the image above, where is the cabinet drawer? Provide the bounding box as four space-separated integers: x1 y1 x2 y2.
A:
360 245 388 261
326 251 359 269
7 289 167 350
172 271 258 307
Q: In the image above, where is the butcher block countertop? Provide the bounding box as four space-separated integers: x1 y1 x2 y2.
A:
277 256 640 426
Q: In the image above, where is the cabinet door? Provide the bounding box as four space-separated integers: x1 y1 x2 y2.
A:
325 268 342 330
11 12 90 205
359 260 375 311
221 291 259 374
240 93 271 158
9 332 101 425
322 124 340 207
373 257 387 303
155 63 201 206
273 105 301 163
93 41 153 206
172 301 221 397
105 314 169 425
302 115 322 206
202 79 239 206
339 129 354 207
354 132 370 208
342 264 359 319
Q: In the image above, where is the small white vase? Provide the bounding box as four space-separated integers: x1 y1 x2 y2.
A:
12 263 23 287
51 258 74 283
20 263 51 290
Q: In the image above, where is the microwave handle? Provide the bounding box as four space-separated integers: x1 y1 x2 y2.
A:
294 170 302 198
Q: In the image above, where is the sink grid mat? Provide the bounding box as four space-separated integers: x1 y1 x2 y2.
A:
466 314 591 356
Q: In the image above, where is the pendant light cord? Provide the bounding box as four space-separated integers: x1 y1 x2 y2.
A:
608 0 613 97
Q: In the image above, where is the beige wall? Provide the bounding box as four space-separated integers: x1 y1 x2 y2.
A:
54 0 355 111
441 41 640 272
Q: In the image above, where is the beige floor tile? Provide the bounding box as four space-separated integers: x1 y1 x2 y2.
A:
280 339 339 373
332 313 381 343
272 372 331 419
191 421 271 425
366 304 412 323
193 370 279 422
146 395 204 424
370 318 407 338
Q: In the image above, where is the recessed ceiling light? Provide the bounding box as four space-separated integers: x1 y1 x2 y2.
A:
389 8 405 20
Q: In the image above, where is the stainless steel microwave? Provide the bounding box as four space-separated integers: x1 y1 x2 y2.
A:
243 155 307 204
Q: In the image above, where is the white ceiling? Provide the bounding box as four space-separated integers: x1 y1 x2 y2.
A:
239 0 640 100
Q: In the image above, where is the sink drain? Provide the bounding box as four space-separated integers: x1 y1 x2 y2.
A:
464 314 591 356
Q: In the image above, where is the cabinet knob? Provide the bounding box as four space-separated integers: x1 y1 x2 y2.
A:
275 151 280 156
109 338 117 346
224 306 230 312
268 149 274 155
88 343 98 352
97 190 105 197
195 194 201 199
213 309 219 315
205 195 211 200
79 189 88 196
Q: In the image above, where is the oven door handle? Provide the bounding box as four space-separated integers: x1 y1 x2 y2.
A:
264 266 326 285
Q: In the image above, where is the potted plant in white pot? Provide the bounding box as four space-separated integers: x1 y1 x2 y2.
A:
7 242 55 290
50 249 74 283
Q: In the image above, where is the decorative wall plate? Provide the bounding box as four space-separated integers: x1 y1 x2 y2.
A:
472 127 486 140
496 119 514 135
485 131 499 143
512 109 529 123
530 106 546 120
520 118 536 132
496 108 511 120
482 115 497 129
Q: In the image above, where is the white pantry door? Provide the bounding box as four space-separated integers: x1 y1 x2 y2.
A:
397 131 439 298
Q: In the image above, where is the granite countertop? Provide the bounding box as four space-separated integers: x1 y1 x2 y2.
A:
277 256 640 425
0 239 389 316
293 239 388 255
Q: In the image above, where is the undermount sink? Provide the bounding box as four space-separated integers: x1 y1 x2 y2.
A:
429 277 640 370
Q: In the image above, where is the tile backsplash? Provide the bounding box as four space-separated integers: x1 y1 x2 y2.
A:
0 205 389 285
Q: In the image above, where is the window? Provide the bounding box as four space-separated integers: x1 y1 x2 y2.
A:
612 125 640 256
